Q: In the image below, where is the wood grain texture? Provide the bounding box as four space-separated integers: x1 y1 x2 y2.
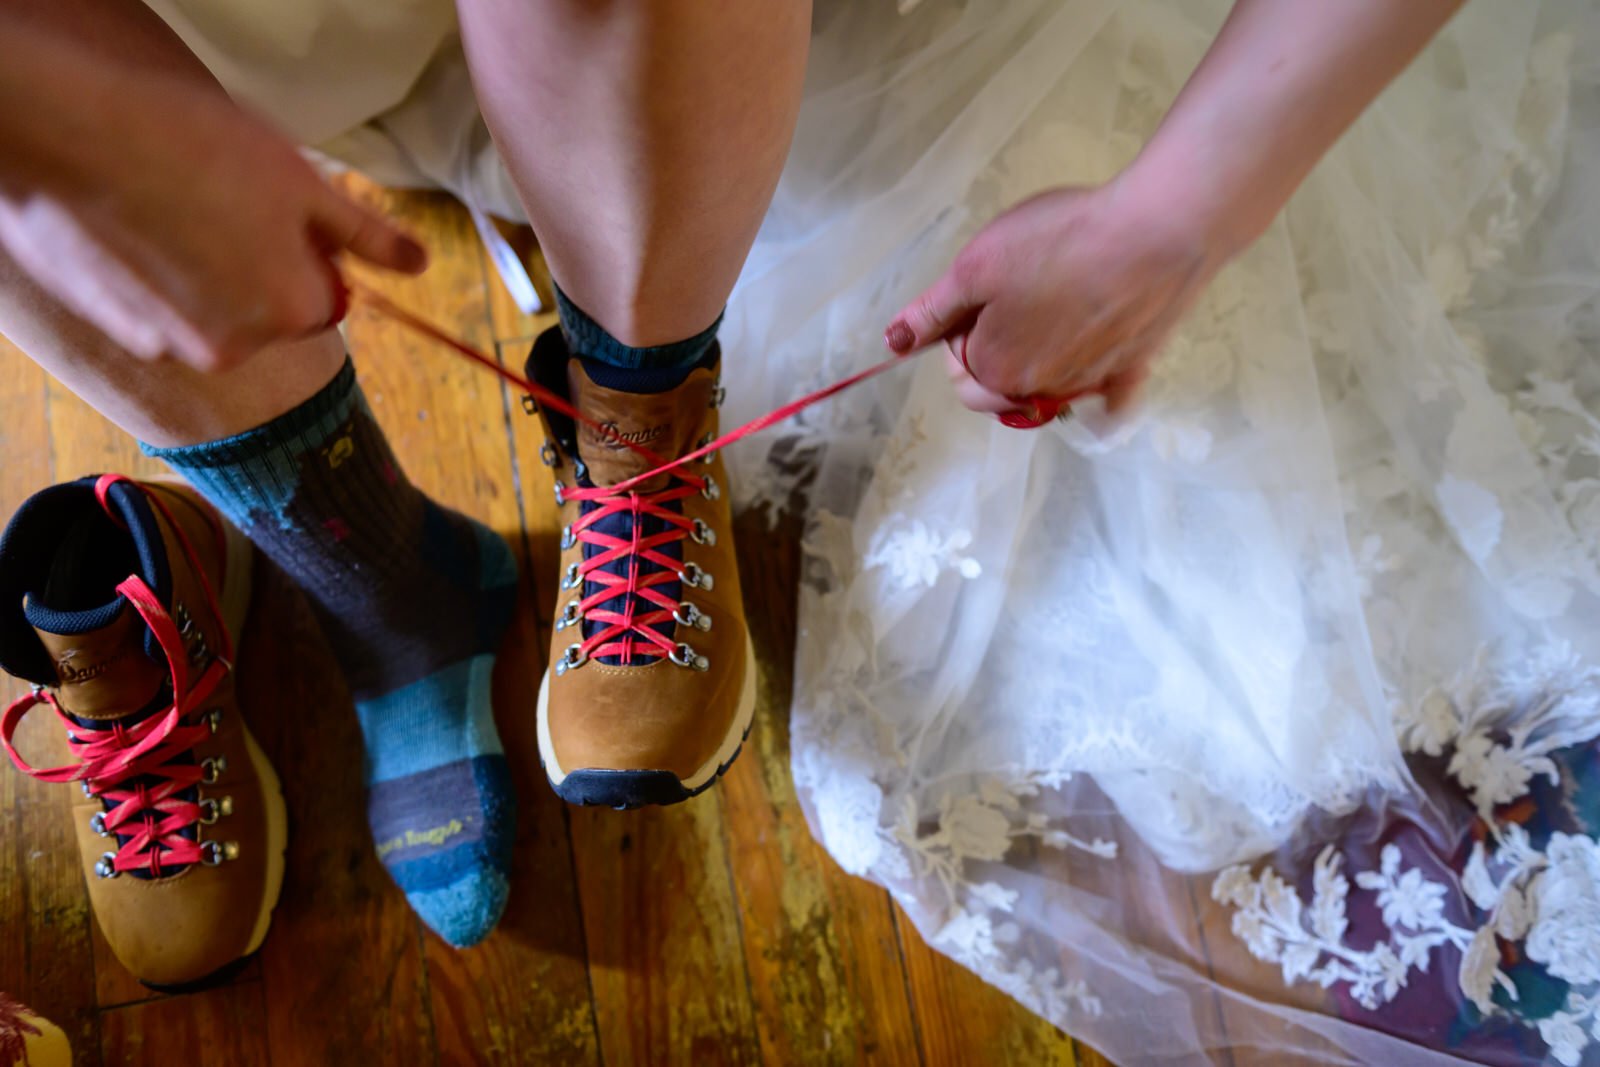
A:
99 981 268 1067
0 180 1124 1066
721 510 922 1066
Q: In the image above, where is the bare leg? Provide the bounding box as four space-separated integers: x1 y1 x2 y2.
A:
457 0 813 346
0 251 344 446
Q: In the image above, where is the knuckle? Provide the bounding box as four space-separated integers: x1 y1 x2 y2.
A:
914 292 945 328
950 247 987 288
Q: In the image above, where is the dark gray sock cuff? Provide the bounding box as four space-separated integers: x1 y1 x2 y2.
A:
555 285 722 371
140 358 358 468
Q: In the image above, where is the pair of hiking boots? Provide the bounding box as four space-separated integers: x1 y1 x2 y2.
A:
0 331 753 988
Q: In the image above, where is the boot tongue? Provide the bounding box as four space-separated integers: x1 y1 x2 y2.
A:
568 359 715 493
28 605 167 721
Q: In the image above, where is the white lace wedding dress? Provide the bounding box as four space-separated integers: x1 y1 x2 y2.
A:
145 0 1600 1061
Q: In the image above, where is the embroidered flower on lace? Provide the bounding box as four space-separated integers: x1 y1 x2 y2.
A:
1449 732 1559 821
930 882 1103 1020
862 517 982 588
1525 834 1600 986
1214 845 1490 1011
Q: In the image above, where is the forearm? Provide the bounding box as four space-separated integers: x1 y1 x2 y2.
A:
1118 0 1464 253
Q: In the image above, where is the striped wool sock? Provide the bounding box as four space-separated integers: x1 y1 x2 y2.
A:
144 359 516 947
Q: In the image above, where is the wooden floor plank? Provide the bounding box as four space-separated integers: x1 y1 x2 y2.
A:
567 798 763 1067
478 220 557 347
337 177 601 1067
721 510 922 1066
0 335 105 1066
240 561 437 1066
99 981 268 1067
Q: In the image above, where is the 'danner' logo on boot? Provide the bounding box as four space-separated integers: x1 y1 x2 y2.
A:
591 421 666 449
55 648 128 685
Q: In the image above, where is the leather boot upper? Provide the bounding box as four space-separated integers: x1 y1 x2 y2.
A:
529 331 751 783
0 477 280 986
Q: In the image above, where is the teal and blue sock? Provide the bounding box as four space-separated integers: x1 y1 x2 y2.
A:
555 285 721 375
144 360 517 948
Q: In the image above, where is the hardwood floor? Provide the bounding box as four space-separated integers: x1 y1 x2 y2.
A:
0 177 1117 1066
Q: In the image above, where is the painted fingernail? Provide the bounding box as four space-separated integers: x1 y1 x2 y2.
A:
885 322 915 352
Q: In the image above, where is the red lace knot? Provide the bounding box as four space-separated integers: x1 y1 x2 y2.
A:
554 468 719 671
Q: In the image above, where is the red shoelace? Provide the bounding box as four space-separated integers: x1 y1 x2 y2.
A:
559 475 708 667
0 476 234 878
349 282 926 491
351 282 928 669
345 284 1078 663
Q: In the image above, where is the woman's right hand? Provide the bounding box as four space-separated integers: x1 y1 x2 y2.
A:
0 67 426 372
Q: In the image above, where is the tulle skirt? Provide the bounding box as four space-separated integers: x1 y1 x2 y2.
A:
146 0 1600 1060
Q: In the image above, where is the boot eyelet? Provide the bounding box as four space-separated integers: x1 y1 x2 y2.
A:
696 433 717 463
201 756 226 784
670 643 711 672
555 600 583 631
710 384 727 409
560 525 577 551
674 602 713 632
90 812 110 837
81 779 96 799
204 708 223 734
573 459 589 482
94 852 119 879
540 440 559 467
522 394 540 415
690 518 717 546
700 476 721 502
199 796 233 825
561 562 582 590
201 840 239 866
555 644 588 676
679 562 714 591
553 479 566 506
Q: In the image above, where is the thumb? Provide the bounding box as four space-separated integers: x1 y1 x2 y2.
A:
885 261 981 354
312 189 429 275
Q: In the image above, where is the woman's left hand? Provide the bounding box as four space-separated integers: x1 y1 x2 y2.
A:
883 182 1233 421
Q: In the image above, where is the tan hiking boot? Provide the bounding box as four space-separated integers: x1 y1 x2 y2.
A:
0 995 70 1067
0 475 287 989
523 328 755 808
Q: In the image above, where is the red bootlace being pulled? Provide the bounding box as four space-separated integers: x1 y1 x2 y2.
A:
556 471 711 670
0 477 235 879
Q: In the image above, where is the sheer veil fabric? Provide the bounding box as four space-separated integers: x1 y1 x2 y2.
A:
725 2 1600 1062
144 0 1600 1060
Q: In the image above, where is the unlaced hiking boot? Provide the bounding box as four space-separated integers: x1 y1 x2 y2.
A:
0 475 287 989
524 328 755 808
0 995 70 1067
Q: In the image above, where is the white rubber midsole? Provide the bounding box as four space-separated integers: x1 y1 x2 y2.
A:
538 633 758 791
